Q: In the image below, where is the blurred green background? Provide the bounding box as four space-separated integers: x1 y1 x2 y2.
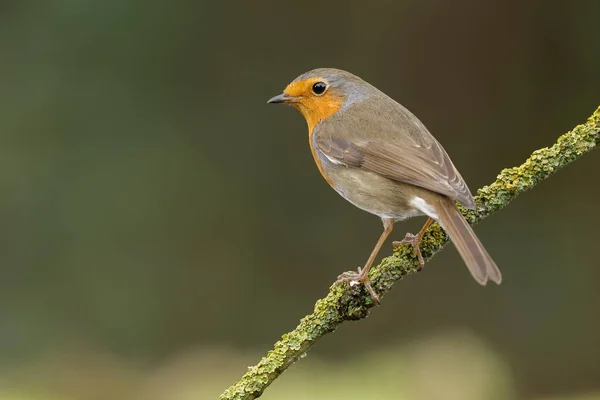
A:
1 1 599 399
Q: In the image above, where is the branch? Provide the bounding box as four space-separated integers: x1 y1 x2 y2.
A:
219 106 600 400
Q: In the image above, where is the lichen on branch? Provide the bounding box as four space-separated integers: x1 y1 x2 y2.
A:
219 106 600 400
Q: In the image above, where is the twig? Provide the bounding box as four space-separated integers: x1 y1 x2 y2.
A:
219 106 600 400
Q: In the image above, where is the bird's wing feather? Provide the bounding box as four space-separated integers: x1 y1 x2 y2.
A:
313 103 475 208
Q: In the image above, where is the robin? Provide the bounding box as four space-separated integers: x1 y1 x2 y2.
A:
268 68 501 303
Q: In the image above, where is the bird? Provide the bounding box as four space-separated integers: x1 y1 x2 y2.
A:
267 68 501 303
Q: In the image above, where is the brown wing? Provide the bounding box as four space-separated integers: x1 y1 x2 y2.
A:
314 104 475 208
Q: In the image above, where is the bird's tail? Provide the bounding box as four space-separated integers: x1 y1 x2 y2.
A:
431 196 502 285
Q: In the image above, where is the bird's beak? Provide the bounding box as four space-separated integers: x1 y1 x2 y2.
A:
267 93 297 104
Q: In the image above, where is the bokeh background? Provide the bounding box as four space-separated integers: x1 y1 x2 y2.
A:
1 1 599 399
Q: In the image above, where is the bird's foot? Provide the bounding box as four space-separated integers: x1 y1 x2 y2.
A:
393 232 425 270
335 267 380 304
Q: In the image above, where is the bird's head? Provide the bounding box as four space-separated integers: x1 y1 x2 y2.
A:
268 68 366 130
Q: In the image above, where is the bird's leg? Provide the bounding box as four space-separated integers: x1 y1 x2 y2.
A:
335 218 394 304
392 217 434 270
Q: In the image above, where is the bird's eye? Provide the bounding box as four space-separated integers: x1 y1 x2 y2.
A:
311 82 327 95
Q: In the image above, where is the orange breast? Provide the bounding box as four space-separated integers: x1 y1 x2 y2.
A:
284 79 344 189
308 126 335 187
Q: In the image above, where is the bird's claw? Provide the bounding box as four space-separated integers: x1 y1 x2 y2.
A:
393 232 425 270
335 270 380 304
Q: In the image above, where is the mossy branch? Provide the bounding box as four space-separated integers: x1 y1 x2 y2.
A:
219 106 600 400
